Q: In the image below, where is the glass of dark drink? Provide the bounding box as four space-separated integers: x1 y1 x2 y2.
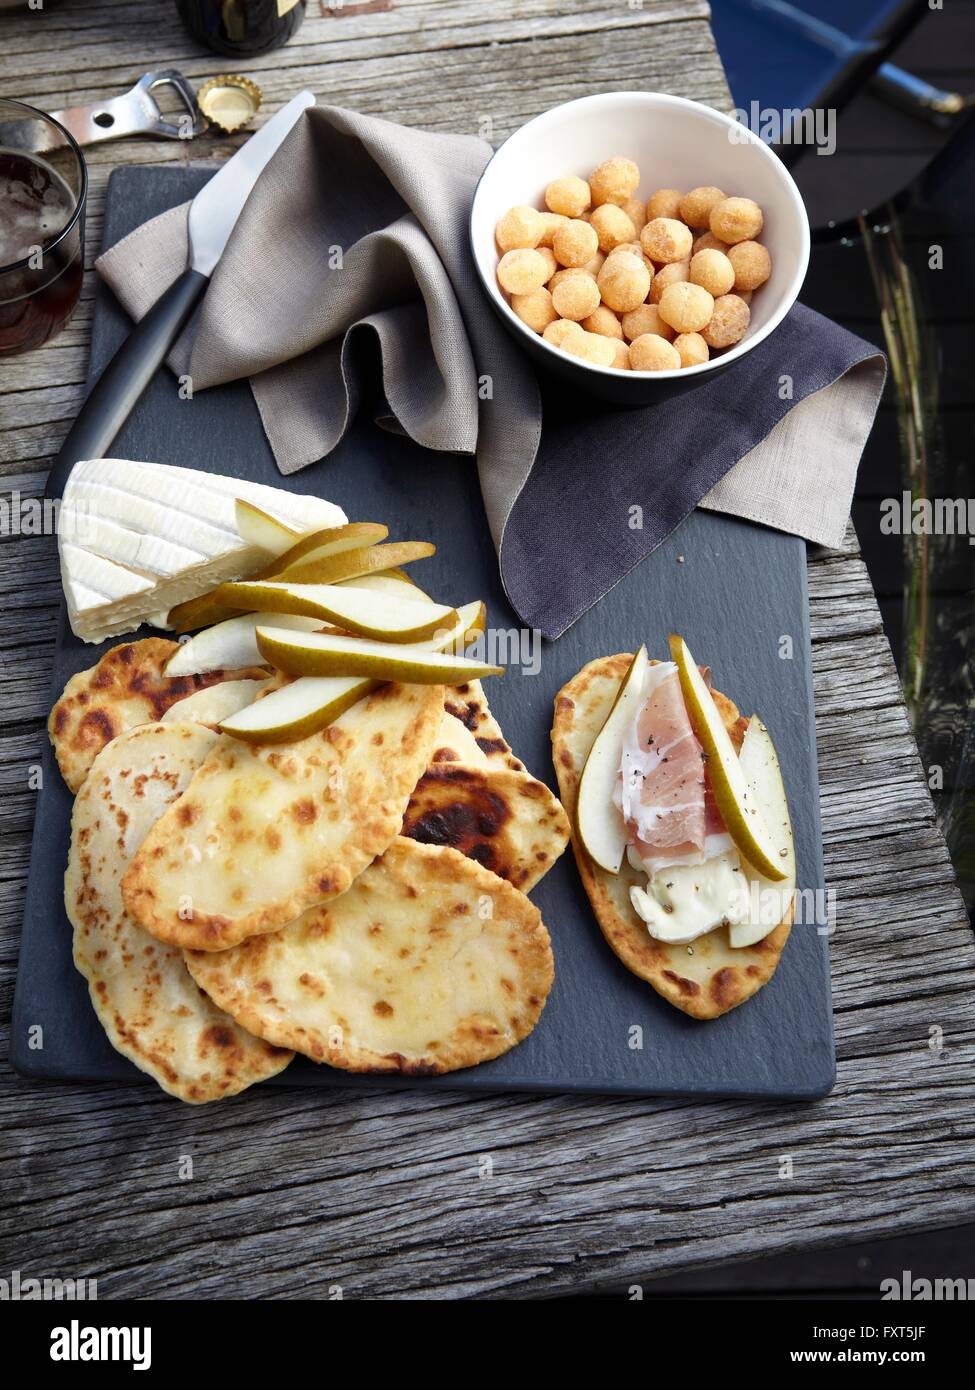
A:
0 98 87 356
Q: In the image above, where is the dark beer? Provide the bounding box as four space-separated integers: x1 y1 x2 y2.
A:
0 148 83 356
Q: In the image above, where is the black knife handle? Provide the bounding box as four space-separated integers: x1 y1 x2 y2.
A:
46 267 209 500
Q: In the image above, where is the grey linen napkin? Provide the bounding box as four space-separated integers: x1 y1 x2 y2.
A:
96 104 885 639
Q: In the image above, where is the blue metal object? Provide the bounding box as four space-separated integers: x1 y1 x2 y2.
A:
711 0 915 113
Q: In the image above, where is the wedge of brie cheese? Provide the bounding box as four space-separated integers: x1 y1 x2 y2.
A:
59 459 347 643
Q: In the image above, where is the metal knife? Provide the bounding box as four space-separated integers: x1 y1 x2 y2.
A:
46 89 316 499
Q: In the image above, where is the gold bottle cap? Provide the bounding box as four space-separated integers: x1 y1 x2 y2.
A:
197 75 262 134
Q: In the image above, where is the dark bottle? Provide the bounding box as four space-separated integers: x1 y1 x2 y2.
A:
175 0 307 57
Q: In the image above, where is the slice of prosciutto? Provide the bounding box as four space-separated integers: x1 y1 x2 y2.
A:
617 660 733 874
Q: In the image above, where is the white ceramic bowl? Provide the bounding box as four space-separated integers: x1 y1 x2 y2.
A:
470 92 810 405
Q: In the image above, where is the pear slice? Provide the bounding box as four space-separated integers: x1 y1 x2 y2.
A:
669 634 787 882
576 644 649 873
266 521 389 575
234 499 303 556
338 569 432 602
215 581 458 643
164 612 324 677
728 717 796 947
219 676 378 744
167 522 392 632
277 540 435 585
256 624 501 684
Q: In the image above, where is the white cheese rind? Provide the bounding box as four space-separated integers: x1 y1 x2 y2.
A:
59 459 347 643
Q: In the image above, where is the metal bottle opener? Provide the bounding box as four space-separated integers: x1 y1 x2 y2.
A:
46 72 207 148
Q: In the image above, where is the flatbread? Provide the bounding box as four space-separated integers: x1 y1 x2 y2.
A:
66 722 293 1102
49 638 268 793
121 681 445 951
551 653 791 1020
185 838 554 1074
160 678 270 729
429 711 489 765
402 762 569 892
443 680 525 771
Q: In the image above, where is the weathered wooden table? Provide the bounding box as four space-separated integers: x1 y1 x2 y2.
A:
2 1 973 1301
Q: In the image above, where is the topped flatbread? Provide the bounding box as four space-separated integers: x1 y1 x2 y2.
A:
121 680 445 951
49 637 267 793
185 838 554 1074
552 654 791 1020
66 721 293 1102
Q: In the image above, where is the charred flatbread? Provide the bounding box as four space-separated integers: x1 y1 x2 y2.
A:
49 637 267 793
66 722 293 1101
402 762 569 892
552 654 791 1020
185 838 554 1074
443 680 525 771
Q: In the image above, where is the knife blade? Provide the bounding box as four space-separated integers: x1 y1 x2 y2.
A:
46 90 316 499
187 89 314 275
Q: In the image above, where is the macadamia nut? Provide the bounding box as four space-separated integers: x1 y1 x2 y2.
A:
658 281 715 333
548 266 591 292
610 339 631 370
648 259 689 304
553 218 599 268
727 240 771 291
692 230 728 255
621 302 673 342
701 293 750 348
582 304 624 339
646 188 683 221
641 217 693 264
579 250 607 277
590 203 637 253
619 196 647 234
709 197 763 244
597 251 652 313
543 318 584 348
497 248 550 295
536 246 558 280
552 272 601 321
629 333 681 372
608 242 655 276
672 332 709 368
689 247 735 298
545 176 591 219
495 205 544 252
537 211 569 247
589 156 640 207
511 286 558 333
562 330 616 367
679 185 726 228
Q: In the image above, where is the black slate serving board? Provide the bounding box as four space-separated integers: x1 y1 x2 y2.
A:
12 167 835 1099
